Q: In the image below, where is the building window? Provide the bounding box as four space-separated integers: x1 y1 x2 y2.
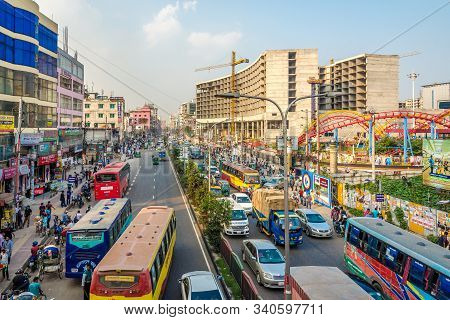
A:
110 123 115 129
289 90 296 98
0 1 14 31
85 122 90 127
289 105 296 112
267 120 281 130
98 113 104 118
288 75 296 82
109 114 115 118
0 33 14 63
289 83 296 90
60 94 71 110
73 99 82 111
14 8 38 39
94 123 98 128
288 67 296 75
73 81 82 94
98 104 104 109
85 114 90 118
38 78 56 102
38 24 57 53
38 52 57 78
288 52 296 60
0 67 14 95
289 60 296 67
85 104 90 109
110 104 115 109
59 75 71 90
14 39 38 68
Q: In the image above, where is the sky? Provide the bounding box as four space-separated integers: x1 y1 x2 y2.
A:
34 0 450 120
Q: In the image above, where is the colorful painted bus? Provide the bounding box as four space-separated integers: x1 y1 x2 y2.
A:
90 206 176 300
65 198 132 278
221 162 260 192
94 162 130 200
345 217 450 300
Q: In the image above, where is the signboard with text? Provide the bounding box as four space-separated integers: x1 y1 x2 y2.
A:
313 174 332 208
422 139 449 190
0 115 14 131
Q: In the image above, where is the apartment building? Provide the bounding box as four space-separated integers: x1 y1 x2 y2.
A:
83 93 125 130
130 104 152 131
421 82 450 110
196 49 318 142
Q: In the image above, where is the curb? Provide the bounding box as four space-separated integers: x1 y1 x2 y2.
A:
168 154 232 300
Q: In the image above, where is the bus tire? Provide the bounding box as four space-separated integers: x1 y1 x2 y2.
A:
372 282 384 296
272 234 278 246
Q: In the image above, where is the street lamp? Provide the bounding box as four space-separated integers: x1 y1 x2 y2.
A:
207 118 230 192
216 90 341 300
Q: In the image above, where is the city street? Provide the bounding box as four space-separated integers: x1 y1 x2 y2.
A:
35 150 211 299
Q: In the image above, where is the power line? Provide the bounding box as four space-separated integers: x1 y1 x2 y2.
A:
372 1 450 53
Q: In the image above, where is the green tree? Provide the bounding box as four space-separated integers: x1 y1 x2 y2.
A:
198 194 231 252
375 136 400 154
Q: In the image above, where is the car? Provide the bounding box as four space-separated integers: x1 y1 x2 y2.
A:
347 274 384 300
230 193 252 215
295 209 333 237
179 271 226 300
219 198 249 236
263 176 284 189
209 166 221 178
241 239 285 288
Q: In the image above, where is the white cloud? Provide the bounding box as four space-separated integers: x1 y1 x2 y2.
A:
183 0 197 11
143 2 181 46
187 31 242 49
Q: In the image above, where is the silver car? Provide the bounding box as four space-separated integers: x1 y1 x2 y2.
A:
179 271 226 300
241 239 285 288
296 209 333 237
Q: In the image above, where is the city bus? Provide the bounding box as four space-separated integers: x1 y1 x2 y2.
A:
90 206 176 300
345 217 450 300
221 162 261 192
94 162 130 200
158 150 167 161
65 198 132 278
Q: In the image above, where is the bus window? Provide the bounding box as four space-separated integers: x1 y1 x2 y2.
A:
367 235 382 260
437 275 450 300
408 259 427 289
96 174 117 182
150 265 157 291
349 226 360 247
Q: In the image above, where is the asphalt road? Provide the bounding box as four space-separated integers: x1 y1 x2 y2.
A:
224 206 346 300
39 150 211 300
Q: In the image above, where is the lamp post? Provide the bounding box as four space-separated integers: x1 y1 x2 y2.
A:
207 118 230 192
216 91 341 300
407 73 419 129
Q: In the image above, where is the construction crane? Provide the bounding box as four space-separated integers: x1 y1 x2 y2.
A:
399 51 421 58
195 51 249 142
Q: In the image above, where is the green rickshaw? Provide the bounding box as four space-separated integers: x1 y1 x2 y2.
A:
152 156 159 165
134 151 141 158
210 185 222 197
217 179 230 196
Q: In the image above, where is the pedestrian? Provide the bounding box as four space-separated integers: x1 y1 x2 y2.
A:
45 208 51 229
438 231 449 249
15 206 23 230
4 236 13 264
306 193 312 209
67 189 72 205
372 207 380 219
60 191 66 207
0 232 4 249
74 210 82 223
1 248 9 281
75 172 79 188
82 264 92 300
46 201 55 215
62 210 69 225
364 208 371 217
23 205 32 228
39 203 45 217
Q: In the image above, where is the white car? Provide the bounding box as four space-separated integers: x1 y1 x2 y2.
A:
231 193 253 215
179 271 226 300
219 198 249 236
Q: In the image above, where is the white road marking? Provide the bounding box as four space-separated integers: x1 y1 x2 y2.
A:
130 183 134 187
154 185 156 189
152 195 155 200
169 156 212 273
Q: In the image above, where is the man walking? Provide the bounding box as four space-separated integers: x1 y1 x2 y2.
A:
0 248 9 281
82 264 92 300
23 205 32 228
60 191 66 207
4 236 13 264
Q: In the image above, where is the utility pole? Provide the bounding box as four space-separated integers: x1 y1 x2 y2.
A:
316 106 320 174
307 77 323 174
14 98 23 206
304 109 309 156
407 72 419 129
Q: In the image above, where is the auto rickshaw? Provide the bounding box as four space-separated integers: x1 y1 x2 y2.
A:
134 150 141 158
210 185 222 197
152 156 159 165
217 180 230 196
197 163 205 173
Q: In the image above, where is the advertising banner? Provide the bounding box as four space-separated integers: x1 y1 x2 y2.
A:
422 139 449 190
117 101 123 123
300 169 314 193
313 174 332 208
38 154 58 166
0 115 14 131
21 133 44 145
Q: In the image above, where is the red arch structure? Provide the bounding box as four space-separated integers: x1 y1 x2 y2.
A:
298 110 450 144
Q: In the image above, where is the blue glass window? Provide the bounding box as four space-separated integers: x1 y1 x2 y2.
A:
14 8 38 39
38 24 57 53
0 33 14 63
14 39 37 68
0 0 15 31
38 51 57 78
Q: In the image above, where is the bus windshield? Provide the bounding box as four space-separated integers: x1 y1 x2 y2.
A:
70 232 103 242
96 174 117 182
231 210 247 220
245 174 260 184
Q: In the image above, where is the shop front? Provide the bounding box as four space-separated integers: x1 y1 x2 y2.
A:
35 154 58 194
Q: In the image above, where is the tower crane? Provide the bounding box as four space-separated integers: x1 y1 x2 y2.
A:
195 51 249 142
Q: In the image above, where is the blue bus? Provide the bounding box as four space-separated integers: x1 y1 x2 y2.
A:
159 150 167 161
65 198 132 278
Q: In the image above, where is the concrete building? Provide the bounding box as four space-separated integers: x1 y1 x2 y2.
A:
196 49 318 142
318 54 399 112
398 98 422 110
421 82 450 110
0 0 59 194
130 104 152 131
83 93 125 130
178 100 197 134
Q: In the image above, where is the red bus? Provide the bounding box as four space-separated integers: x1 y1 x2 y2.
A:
94 162 131 200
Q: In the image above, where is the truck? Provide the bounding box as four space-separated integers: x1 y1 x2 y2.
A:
251 188 303 246
289 266 374 300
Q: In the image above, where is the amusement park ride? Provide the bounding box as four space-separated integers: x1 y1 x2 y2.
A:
298 109 450 162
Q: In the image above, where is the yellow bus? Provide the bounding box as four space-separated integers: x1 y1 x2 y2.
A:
90 206 176 300
221 162 260 192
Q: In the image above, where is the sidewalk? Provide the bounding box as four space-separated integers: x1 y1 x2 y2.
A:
0 164 88 292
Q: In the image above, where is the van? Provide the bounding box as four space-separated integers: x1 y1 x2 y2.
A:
220 198 249 236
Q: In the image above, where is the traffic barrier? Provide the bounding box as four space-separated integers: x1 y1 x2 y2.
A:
220 235 232 266
229 252 243 287
241 271 262 300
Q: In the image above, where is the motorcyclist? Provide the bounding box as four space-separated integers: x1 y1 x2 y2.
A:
335 209 348 234
11 269 30 292
28 277 44 299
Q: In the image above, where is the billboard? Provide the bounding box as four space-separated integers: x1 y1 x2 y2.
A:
313 174 332 208
0 115 14 131
422 139 449 190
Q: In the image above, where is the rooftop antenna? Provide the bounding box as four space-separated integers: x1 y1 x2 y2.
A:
63 26 69 53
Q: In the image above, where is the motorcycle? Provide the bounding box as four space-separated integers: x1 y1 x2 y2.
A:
76 195 84 209
334 219 347 237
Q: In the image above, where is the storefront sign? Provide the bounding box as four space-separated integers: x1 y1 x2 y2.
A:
2 167 16 179
43 130 58 142
39 143 50 154
38 154 58 166
19 164 30 175
60 129 82 136
313 174 332 208
21 133 44 145
117 101 123 123
0 115 14 131
34 187 45 195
